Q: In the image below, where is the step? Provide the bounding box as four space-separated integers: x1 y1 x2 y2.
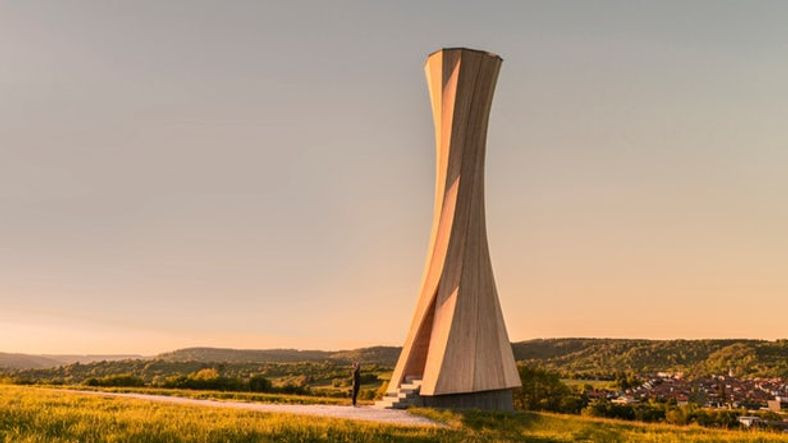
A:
389 399 414 409
374 395 420 409
374 380 424 409
384 388 419 398
373 398 397 409
374 398 417 408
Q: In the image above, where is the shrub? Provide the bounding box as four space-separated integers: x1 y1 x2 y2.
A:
583 399 636 421
248 375 272 392
84 374 145 387
276 384 310 395
514 365 586 414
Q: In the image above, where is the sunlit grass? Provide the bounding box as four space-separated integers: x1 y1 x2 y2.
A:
1 385 786 442
0 385 445 442
410 407 788 442
57 384 364 405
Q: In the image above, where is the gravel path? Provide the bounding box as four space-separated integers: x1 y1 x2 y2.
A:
63 390 441 427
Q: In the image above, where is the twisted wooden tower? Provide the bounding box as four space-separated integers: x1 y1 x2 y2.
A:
387 48 520 410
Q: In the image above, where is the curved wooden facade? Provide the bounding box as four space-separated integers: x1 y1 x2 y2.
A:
388 48 521 399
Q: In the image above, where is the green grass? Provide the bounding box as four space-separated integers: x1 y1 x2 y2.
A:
1 385 786 442
412 408 788 442
0 385 444 442
56 385 366 405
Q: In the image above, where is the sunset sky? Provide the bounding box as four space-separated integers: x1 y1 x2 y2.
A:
2 1 787 355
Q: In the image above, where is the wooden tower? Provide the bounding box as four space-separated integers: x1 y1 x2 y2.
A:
387 48 521 410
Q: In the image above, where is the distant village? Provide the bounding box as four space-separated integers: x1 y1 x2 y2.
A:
586 372 788 430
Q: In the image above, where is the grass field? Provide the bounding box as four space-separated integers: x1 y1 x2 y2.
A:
1 385 787 442
57 385 365 406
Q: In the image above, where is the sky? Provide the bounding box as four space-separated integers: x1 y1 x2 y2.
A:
2 1 787 355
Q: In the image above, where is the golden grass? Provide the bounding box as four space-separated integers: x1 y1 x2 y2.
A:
58 385 364 405
1 385 786 442
412 408 788 442
0 385 445 442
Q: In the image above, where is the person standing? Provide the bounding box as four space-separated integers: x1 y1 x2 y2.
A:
351 362 361 407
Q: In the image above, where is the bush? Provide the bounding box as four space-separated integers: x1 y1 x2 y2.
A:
248 375 272 392
634 404 666 422
359 373 379 384
359 389 376 401
276 384 310 395
584 401 746 429
583 399 636 421
83 374 145 388
514 365 586 414
154 369 245 391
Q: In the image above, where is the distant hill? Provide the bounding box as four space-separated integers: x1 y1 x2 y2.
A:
511 338 787 378
3 339 784 378
156 339 785 378
0 353 63 370
328 346 401 366
157 346 401 366
157 348 330 363
0 353 144 370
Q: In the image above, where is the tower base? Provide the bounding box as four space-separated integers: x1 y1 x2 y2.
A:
420 388 514 411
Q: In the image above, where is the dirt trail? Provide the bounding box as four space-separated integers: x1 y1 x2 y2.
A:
61 390 441 427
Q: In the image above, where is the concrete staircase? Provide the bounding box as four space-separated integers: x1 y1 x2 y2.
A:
373 377 422 409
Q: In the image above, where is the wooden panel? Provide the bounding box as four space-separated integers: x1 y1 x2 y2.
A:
388 48 521 396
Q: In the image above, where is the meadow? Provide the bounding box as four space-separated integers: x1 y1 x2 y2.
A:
1 385 787 442
60 385 367 406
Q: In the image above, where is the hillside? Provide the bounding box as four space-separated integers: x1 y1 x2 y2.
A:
0 353 63 370
0 352 144 370
156 348 331 363
158 339 785 378
157 346 401 366
2 339 784 378
512 338 788 378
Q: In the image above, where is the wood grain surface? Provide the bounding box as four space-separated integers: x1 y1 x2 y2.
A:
388 48 521 397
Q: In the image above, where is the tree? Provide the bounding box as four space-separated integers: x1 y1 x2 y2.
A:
249 375 272 392
514 365 585 413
